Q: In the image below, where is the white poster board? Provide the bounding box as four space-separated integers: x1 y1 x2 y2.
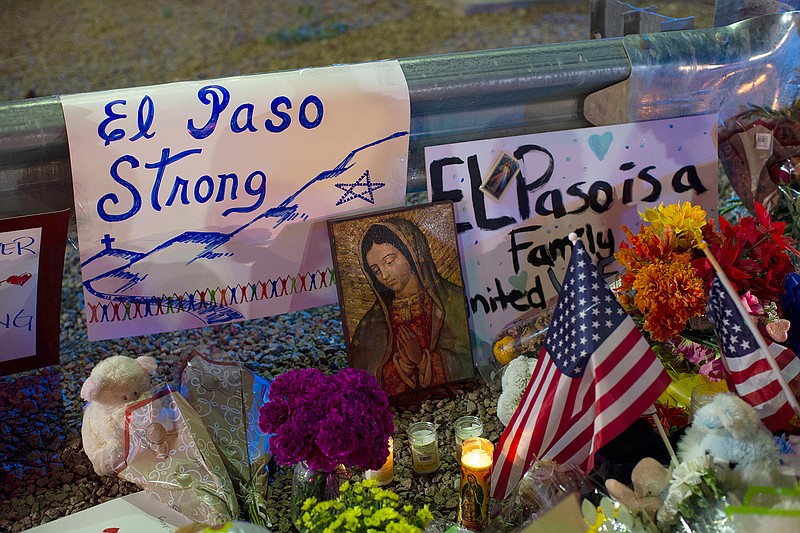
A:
425 115 719 351
0 227 41 360
23 491 190 533
62 61 410 340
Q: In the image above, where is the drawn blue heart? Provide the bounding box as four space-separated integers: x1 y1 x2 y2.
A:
588 132 613 161
508 270 528 293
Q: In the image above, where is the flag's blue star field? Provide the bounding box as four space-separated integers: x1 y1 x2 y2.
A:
544 241 627 377
706 277 757 358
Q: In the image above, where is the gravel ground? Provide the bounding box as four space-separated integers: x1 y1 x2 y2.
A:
0 1 716 531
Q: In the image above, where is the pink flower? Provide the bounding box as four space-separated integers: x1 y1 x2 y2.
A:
699 358 725 382
674 339 715 366
740 291 764 316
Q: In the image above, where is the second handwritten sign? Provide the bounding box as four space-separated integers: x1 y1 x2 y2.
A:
425 114 719 351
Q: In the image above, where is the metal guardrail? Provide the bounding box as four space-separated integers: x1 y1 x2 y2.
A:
0 39 631 219
1 11 799 220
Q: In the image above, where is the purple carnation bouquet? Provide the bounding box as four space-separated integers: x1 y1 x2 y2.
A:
258 368 394 472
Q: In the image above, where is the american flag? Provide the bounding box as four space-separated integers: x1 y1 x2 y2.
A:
706 276 800 431
491 240 671 500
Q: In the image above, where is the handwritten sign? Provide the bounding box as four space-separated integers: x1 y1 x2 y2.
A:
0 209 69 376
425 115 718 351
62 62 410 340
0 227 40 360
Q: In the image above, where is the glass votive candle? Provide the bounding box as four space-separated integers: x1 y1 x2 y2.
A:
454 416 484 460
458 437 494 531
365 436 394 486
690 383 722 418
407 421 440 474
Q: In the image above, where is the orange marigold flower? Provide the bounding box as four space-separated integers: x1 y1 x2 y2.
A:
631 260 707 341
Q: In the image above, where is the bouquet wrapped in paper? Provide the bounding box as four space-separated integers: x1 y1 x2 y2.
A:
719 98 800 245
120 385 238 524
178 352 271 527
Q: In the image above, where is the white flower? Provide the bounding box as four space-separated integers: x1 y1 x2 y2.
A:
671 456 709 487
656 456 715 528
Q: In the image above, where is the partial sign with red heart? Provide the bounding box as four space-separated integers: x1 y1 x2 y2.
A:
4 272 32 286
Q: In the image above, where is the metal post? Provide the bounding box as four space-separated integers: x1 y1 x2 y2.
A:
714 0 800 26
590 0 694 39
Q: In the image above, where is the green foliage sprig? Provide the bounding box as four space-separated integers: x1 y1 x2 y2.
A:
297 479 433 533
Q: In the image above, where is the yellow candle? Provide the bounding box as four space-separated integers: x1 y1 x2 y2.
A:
461 449 492 469
366 436 394 486
458 437 493 531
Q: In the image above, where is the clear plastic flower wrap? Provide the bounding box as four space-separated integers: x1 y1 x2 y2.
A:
718 98 800 231
120 385 238 524
491 312 551 367
422 518 471 533
727 486 800 532
178 351 272 527
485 461 601 531
487 460 658 532
657 455 739 533
176 521 273 533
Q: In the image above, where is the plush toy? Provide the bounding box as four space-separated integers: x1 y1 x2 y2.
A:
605 457 670 520
677 392 781 491
496 356 537 426
80 355 157 476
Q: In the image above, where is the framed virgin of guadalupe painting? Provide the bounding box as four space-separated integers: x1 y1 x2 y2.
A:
329 201 475 398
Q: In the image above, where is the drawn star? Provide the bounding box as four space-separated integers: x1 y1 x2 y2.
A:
335 170 385 206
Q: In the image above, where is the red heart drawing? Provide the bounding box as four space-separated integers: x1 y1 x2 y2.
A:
6 273 32 286
103 528 120 533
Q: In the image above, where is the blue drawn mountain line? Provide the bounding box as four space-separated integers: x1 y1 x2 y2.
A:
81 130 409 325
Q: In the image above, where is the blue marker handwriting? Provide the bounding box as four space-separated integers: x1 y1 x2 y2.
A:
97 86 323 145
1 235 37 256
81 130 408 326
95 84 327 223
0 308 33 332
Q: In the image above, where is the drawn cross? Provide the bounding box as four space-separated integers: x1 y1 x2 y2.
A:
100 233 116 250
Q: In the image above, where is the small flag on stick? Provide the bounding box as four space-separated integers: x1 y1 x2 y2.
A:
706 275 800 431
491 236 670 500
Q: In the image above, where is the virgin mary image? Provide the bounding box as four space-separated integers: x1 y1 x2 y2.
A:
349 216 473 396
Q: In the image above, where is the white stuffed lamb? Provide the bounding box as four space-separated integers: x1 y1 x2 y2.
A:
80 355 157 475
678 392 781 490
496 356 538 426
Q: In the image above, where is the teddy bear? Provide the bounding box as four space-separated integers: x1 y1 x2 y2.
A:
605 457 670 520
677 392 782 492
607 395 790 529
80 355 157 476
496 355 538 426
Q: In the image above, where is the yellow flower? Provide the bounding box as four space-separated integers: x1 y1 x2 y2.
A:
416 506 433 523
298 479 432 532
493 335 517 365
642 202 706 249
586 506 608 533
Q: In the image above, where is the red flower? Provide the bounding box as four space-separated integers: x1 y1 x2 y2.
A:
699 202 799 304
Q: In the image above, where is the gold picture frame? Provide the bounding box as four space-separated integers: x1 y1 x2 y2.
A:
328 201 474 398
